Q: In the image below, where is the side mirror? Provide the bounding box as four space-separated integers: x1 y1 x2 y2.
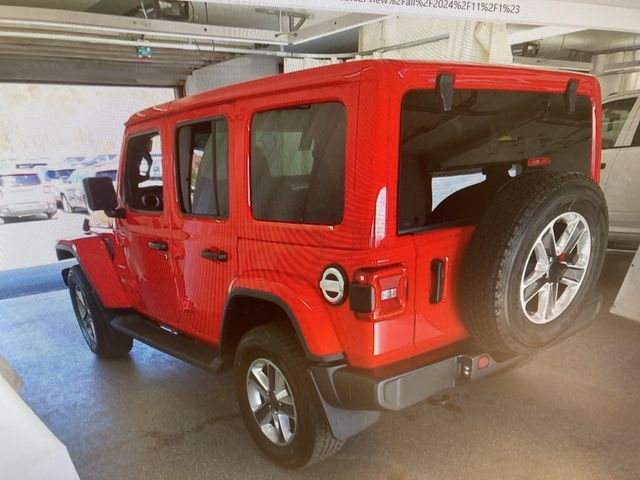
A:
82 177 124 218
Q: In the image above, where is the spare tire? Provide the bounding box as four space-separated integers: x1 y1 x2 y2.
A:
461 171 607 354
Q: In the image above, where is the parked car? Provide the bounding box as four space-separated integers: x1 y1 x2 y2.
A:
56 61 607 468
82 154 117 167
64 156 85 166
35 164 76 208
0 169 57 222
601 90 640 247
60 164 117 213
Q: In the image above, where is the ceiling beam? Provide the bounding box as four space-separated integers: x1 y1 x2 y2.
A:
0 56 191 86
292 13 386 45
0 5 287 46
512 56 592 72
508 26 586 45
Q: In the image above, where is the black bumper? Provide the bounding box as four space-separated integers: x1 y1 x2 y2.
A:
313 293 602 412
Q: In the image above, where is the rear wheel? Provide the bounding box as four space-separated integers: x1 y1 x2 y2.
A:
67 266 132 358
461 172 608 354
234 323 342 468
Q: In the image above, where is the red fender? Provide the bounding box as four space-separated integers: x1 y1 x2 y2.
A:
228 276 344 359
56 235 130 309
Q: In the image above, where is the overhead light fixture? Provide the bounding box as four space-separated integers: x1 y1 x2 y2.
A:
153 0 189 21
132 1 189 21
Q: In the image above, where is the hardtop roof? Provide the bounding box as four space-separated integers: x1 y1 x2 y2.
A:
126 59 598 127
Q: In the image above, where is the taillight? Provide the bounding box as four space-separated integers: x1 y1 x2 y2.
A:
350 265 408 321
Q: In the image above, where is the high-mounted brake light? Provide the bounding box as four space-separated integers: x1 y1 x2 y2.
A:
527 156 551 168
350 264 408 321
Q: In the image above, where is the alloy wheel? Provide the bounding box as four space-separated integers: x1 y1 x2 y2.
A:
246 358 297 446
520 212 591 325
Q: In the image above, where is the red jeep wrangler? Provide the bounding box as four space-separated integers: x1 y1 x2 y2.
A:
56 60 607 468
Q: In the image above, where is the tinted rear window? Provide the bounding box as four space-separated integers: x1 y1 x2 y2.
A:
250 103 346 225
0 174 41 187
398 89 592 233
96 170 117 181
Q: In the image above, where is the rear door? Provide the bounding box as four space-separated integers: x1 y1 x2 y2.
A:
115 129 180 326
169 108 236 343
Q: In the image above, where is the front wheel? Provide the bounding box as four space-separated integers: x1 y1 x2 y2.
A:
67 266 133 358
61 195 72 213
234 323 342 468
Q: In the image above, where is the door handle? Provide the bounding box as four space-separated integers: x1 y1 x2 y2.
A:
601 162 607 170
430 258 447 304
201 249 228 262
148 240 168 251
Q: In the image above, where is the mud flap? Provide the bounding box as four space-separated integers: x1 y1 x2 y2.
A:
611 246 640 323
309 373 380 441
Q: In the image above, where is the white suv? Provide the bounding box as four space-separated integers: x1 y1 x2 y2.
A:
602 91 640 247
0 170 57 222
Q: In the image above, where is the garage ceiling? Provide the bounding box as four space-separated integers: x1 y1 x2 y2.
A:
0 1 640 87
0 1 383 86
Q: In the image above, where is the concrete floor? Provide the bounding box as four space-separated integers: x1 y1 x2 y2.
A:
0 251 639 479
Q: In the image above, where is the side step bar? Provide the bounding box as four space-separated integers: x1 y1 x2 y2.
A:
111 314 221 372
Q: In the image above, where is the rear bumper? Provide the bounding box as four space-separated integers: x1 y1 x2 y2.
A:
313 292 601 411
0 202 56 217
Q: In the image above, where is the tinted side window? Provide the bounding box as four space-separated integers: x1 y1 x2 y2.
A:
176 118 229 218
123 132 163 212
250 103 346 225
602 97 637 149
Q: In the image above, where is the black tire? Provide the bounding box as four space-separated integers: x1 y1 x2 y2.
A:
61 195 72 213
47 212 57 220
461 172 607 354
67 266 133 358
234 323 343 468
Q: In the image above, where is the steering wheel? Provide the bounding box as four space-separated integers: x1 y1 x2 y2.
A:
141 192 161 210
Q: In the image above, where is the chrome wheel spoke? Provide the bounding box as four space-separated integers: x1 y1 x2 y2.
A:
558 218 587 256
532 283 552 322
272 413 286 443
248 369 269 400
562 266 584 285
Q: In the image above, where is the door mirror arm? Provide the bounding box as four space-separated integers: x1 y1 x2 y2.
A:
105 207 126 219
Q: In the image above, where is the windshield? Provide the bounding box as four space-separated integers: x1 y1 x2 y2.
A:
0 174 41 187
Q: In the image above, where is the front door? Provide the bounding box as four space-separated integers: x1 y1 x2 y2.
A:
169 111 236 343
116 130 180 326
